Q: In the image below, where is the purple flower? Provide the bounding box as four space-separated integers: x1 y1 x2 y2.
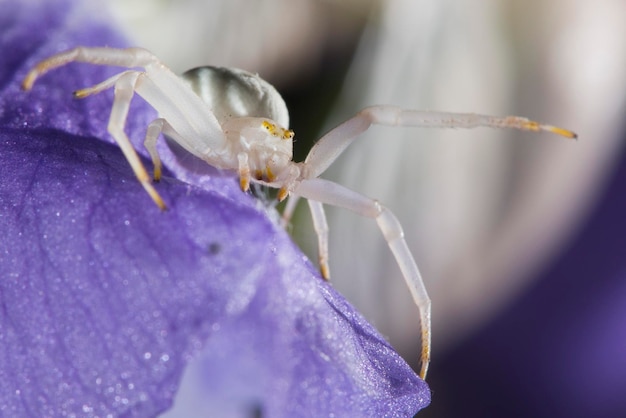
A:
0 1 429 417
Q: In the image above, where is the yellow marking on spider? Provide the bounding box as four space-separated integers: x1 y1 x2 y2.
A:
265 165 276 182
320 260 330 281
283 129 294 140
419 333 431 380
277 186 289 202
148 187 166 211
21 63 47 90
73 87 96 99
262 120 278 136
152 165 162 182
508 117 577 139
240 175 250 192
545 125 578 139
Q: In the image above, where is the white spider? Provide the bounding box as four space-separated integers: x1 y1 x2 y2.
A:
22 46 576 380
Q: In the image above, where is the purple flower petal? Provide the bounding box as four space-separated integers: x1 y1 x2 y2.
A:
0 1 430 417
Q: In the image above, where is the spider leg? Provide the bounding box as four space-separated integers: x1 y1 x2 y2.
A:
280 194 301 229
72 72 169 185
281 194 332 278
303 105 577 179
294 177 431 380
73 70 135 98
144 118 193 182
307 199 330 280
143 118 167 181
24 46 227 168
22 47 160 90
108 71 166 210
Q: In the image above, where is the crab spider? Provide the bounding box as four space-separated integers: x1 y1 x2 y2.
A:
22 46 577 380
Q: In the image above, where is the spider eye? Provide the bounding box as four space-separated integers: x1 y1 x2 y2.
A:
262 120 292 140
262 120 278 136
282 130 294 140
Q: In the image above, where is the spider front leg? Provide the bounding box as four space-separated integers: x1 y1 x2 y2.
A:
294 178 431 380
22 47 168 209
106 71 166 210
303 105 577 179
22 46 160 90
66 70 168 185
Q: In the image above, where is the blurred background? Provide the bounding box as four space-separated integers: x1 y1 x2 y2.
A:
105 0 626 416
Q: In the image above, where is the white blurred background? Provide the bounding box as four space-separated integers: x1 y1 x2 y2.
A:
105 0 625 412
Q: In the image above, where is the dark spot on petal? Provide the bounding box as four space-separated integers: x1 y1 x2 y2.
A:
249 403 263 418
207 242 221 255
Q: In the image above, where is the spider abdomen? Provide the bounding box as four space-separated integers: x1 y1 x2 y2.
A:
180 66 289 128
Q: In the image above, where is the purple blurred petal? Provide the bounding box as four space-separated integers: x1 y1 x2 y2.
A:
0 1 429 417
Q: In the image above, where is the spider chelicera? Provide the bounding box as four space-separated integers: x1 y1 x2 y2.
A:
22 46 577 379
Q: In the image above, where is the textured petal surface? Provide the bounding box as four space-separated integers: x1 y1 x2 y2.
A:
0 1 430 417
